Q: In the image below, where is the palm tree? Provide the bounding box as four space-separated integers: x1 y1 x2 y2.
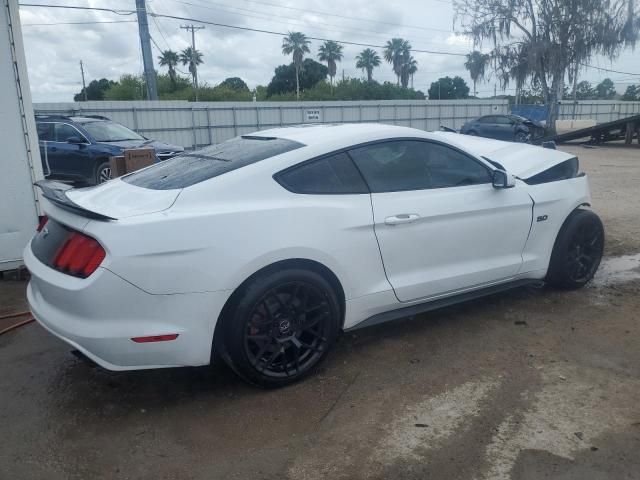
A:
158 50 179 88
282 31 311 100
464 50 490 97
406 56 418 89
384 38 411 86
356 48 381 82
317 40 343 90
179 47 204 100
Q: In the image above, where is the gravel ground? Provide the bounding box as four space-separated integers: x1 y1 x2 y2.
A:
1 142 639 480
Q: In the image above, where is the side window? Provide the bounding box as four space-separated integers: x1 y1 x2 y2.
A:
349 141 431 192
54 123 84 142
349 140 491 192
36 123 53 141
478 116 495 124
427 144 492 188
495 116 513 125
276 152 368 194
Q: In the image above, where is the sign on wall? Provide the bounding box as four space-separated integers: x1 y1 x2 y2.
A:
304 108 322 122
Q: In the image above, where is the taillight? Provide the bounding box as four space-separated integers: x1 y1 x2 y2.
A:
52 231 105 278
36 215 48 232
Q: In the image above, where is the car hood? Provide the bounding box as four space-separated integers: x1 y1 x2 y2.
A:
104 139 184 154
431 132 575 179
65 178 180 219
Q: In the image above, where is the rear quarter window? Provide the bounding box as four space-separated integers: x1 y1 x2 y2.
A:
122 136 304 189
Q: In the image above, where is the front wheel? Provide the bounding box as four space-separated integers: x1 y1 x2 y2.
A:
515 131 531 143
546 209 604 289
220 269 340 388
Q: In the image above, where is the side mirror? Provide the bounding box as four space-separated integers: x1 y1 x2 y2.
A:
66 136 85 144
492 170 516 189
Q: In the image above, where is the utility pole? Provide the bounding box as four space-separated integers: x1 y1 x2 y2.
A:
79 60 87 101
180 24 205 101
135 0 158 100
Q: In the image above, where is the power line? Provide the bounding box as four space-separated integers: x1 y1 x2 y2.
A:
23 19 137 26
19 3 136 15
226 0 453 33
579 63 640 77
168 0 457 47
150 11 468 56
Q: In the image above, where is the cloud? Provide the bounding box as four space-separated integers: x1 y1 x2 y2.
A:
18 0 640 102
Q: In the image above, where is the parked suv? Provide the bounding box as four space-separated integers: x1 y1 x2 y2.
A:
460 114 545 143
35 115 184 185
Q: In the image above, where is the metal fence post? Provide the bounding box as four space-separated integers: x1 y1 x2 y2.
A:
278 106 283 126
256 104 261 130
191 107 196 150
206 107 212 145
232 106 238 137
132 106 138 132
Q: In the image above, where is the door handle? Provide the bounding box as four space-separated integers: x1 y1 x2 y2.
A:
385 213 420 226
50 146 57 152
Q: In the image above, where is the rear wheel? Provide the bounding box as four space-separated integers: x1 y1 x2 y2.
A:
220 269 340 388
546 209 604 289
95 161 112 184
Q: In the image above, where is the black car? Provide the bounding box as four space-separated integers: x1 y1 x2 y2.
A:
35 115 184 185
460 114 545 143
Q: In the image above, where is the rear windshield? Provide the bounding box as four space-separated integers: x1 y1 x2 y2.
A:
122 136 305 189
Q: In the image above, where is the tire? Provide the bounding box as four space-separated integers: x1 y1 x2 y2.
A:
515 131 530 143
95 161 112 184
220 268 340 388
546 209 604 289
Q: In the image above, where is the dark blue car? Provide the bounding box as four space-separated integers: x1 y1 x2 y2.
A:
460 114 545 143
35 115 184 185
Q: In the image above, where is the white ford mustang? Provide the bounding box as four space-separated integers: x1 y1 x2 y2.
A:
25 123 604 387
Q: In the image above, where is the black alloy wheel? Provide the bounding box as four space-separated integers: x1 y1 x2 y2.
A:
221 269 339 387
244 281 332 379
546 209 604 289
565 220 604 283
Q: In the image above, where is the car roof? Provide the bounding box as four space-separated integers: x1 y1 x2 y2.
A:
249 123 429 149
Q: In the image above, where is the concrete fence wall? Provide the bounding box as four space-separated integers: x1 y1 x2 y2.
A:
34 100 508 149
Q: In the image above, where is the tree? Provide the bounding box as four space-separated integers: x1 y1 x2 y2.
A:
74 78 115 101
622 84 639 101
219 77 250 92
464 51 490 97
595 78 617 99
455 0 639 135
179 47 203 99
266 59 328 97
158 50 179 89
281 31 311 100
317 40 343 89
575 81 596 100
403 56 418 89
104 74 146 100
384 38 411 86
355 48 381 82
428 76 470 100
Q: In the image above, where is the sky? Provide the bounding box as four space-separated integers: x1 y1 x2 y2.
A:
17 0 640 102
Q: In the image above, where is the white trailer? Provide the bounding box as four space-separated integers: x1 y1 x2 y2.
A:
0 0 44 271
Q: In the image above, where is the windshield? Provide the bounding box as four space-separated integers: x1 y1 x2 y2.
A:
81 121 144 142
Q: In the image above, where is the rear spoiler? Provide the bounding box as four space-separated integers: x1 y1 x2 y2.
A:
34 180 116 221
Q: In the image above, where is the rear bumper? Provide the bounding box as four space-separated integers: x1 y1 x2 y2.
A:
24 242 231 371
